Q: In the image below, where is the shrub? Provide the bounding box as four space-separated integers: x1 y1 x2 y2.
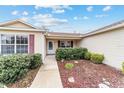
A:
64 63 74 70
29 53 42 69
84 52 91 60
0 83 6 88
56 47 88 61
0 53 42 84
90 53 104 64
72 48 88 60
0 54 30 84
56 48 67 61
122 62 124 74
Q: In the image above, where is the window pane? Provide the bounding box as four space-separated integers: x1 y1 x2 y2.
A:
16 35 28 44
60 41 65 48
1 34 15 44
66 41 71 47
49 41 53 50
16 45 28 53
1 45 14 54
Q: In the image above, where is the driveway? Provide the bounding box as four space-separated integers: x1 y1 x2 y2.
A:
30 55 63 88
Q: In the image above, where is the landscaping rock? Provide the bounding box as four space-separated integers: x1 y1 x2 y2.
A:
98 83 110 88
102 78 110 85
68 76 75 83
74 61 78 64
61 59 64 62
104 81 110 86
102 78 106 81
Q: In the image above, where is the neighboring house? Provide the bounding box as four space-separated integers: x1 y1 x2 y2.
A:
0 19 124 69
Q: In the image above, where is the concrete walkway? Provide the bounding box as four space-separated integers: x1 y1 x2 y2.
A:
30 55 63 88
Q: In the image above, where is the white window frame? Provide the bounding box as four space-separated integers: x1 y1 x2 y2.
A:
0 34 29 54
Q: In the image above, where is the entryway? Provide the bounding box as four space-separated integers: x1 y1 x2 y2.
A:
47 40 55 54
46 39 75 55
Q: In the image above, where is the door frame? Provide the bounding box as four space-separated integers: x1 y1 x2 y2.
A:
47 40 55 54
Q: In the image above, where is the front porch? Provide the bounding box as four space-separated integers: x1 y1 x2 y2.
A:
44 32 82 55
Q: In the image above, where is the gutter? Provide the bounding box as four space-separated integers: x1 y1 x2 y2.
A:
0 27 46 33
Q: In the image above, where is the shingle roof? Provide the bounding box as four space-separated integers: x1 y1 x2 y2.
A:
83 20 124 37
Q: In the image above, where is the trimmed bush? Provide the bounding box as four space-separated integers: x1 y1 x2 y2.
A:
90 53 104 64
84 52 91 60
30 53 42 69
0 54 30 84
56 47 88 61
64 63 74 70
72 48 88 60
56 48 67 61
0 53 42 84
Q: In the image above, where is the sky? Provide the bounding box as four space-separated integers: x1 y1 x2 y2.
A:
0 5 124 33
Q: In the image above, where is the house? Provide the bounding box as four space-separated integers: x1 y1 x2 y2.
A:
0 19 124 69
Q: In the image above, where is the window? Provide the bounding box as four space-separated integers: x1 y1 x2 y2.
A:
16 35 28 53
1 34 15 54
0 34 28 54
59 40 73 48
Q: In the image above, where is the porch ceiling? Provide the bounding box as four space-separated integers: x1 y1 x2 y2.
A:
45 32 82 40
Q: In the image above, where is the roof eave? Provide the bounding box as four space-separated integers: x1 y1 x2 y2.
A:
0 27 46 32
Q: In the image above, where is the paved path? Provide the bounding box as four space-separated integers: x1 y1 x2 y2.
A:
30 55 63 88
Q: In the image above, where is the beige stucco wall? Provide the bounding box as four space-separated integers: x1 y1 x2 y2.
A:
0 30 46 60
41 35 47 62
79 27 124 69
76 40 82 47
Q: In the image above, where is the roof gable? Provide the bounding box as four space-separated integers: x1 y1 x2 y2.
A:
0 19 37 29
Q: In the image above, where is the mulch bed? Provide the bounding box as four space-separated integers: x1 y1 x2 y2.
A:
57 60 124 88
7 67 40 88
